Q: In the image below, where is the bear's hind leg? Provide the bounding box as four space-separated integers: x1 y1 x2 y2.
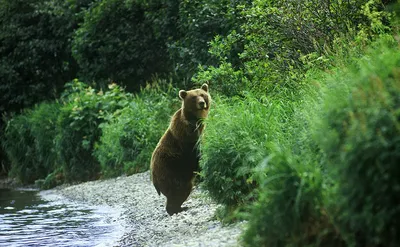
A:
165 183 192 215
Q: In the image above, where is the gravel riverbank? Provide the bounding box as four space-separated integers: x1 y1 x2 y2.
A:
43 171 245 247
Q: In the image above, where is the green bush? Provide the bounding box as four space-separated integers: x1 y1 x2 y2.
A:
242 148 343 247
94 83 179 177
316 38 400 247
3 113 37 183
193 58 249 97
239 71 337 246
56 79 131 182
3 78 148 185
72 0 248 90
2 102 60 184
169 0 247 82
72 0 173 90
194 0 391 98
0 0 96 113
239 36 400 247
200 95 286 208
0 0 97 173
29 102 61 173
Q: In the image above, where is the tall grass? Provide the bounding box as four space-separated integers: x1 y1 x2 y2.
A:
242 149 342 247
3 113 37 183
241 36 400 247
3 102 60 184
94 83 179 177
200 94 291 214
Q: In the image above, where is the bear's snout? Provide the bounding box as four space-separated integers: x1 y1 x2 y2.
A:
199 101 206 109
198 98 207 109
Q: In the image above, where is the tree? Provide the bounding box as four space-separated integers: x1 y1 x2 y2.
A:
72 0 175 91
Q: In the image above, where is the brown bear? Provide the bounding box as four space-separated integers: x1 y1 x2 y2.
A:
150 84 211 215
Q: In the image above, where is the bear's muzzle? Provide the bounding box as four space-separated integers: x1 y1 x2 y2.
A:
198 101 207 109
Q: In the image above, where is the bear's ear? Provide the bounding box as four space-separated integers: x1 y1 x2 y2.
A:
201 83 208 92
179 90 187 100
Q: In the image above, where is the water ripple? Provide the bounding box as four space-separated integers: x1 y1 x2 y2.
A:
0 188 123 247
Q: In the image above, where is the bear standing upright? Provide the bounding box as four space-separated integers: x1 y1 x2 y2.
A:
150 84 211 215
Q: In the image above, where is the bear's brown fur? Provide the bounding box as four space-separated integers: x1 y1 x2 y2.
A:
150 84 211 215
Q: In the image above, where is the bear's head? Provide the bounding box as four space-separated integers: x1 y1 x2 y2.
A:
179 84 211 121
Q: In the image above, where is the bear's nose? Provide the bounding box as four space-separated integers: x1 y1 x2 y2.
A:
199 101 206 109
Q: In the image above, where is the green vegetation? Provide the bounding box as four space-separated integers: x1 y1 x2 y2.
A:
1 0 400 246
316 39 400 246
240 37 399 247
94 83 179 177
55 80 132 182
200 95 286 208
3 102 61 185
72 0 172 90
3 80 175 187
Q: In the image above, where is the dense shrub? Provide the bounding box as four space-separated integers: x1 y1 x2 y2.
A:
94 83 179 177
3 113 37 183
242 149 343 247
193 55 250 97
240 80 342 246
200 95 287 209
169 0 247 83
240 36 400 247
0 0 97 171
72 0 174 91
72 0 249 90
2 80 133 185
56 79 132 182
2 102 60 184
28 102 62 186
3 79 180 185
0 142 8 176
194 0 391 97
0 0 96 114
0 7 398 247
315 38 400 247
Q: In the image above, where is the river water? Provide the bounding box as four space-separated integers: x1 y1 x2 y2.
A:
0 188 123 247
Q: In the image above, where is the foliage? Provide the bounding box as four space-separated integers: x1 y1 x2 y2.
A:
1 6 400 247
94 82 179 177
200 95 286 207
3 113 36 183
2 102 60 184
194 57 249 97
72 0 174 91
242 149 343 247
240 79 340 246
241 36 400 247
2 78 179 186
0 122 9 176
169 0 248 83
56 79 132 182
195 0 391 97
0 0 98 171
0 0 95 114
2 79 133 185
28 102 61 177
315 38 400 247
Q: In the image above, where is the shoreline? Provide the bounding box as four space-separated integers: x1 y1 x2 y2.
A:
43 171 245 246
0 177 20 189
